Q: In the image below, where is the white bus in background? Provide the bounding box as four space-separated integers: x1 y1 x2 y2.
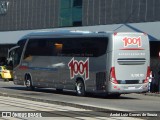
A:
8 30 150 97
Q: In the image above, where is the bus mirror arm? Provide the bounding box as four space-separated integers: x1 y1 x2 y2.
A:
7 45 20 66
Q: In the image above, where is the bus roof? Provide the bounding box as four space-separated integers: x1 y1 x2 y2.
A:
20 30 96 39
19 30 147 40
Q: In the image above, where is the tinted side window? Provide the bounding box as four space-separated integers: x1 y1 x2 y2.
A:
23 37 108 58
60 37 108 57
24 38 62 58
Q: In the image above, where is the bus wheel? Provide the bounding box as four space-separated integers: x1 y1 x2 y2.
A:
25 76 35 91
76 80 85 96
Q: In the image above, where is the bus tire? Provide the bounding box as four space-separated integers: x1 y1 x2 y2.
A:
76 80 85 96
110 94 121 98
25 75 35 91
56 89 63 93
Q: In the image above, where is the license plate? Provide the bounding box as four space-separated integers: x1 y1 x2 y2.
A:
128 87 136 90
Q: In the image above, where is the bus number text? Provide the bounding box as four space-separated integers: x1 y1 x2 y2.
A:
68 58 89 80
123 36 141 47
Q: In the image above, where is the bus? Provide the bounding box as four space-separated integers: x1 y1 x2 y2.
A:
8 30 150 97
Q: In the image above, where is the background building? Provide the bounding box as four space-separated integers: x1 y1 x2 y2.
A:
1 0 160 31
0 0 160 91
1 0 160 42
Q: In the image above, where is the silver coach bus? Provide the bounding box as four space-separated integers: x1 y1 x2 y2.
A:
8 30 150 97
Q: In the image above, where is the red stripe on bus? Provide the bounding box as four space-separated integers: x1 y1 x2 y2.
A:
120 48 144 50
19 66 29 70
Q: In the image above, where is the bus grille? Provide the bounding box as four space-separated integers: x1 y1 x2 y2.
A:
117 58 146 65
96 72 106 90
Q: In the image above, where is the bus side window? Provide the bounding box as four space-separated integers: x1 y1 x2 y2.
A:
23 41 33 60
59 37 108 57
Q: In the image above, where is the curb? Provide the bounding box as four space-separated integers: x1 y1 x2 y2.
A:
143 93 160 97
